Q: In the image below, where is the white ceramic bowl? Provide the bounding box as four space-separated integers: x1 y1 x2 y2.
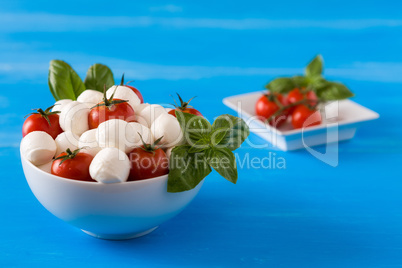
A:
20 150 203 240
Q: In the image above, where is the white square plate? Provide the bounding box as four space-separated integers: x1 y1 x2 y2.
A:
223 91 379 151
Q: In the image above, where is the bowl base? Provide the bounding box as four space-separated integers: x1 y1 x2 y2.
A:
82 226 158 240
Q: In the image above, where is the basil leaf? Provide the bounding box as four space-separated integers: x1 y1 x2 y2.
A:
305 55 323 78
291 75 308 88
48 60 86 101
167 145 211 192
205 147 237 184
175 111 212 145
212 114 249 151
188 139 209 153
316 81 354 101
210 127 229 146
84 63 115 92
265 77 295 94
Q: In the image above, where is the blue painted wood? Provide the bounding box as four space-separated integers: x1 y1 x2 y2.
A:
0 1 401 267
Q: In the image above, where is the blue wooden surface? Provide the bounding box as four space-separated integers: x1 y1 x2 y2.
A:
1 1 402 267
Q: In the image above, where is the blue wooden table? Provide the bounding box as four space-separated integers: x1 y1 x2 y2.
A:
1 1 401 267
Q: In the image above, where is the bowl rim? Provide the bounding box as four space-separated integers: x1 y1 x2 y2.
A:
20 145 169 187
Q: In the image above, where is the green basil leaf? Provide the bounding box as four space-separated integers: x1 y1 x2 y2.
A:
167 145 211 192
175 111 212 145
291 75 308 88
212 114 249 151
84 63 115 92
205 147 237 184
316 81 354 101
48 60 86 101
265 77 295 94
188 139 209 153
305 55 323 78
210 127 229 146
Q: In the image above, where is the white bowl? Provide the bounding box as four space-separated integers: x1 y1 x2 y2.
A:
20 150 203 240
223 91 379 151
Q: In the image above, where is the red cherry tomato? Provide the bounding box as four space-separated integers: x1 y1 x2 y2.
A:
168 94 203 118
169 108 203 117
88 99 135 129
291 105 322 129
22 108 63 139
51 151 94 182
128 147 169 181
287 88 318 106
125 85 144 103
255 93 289 128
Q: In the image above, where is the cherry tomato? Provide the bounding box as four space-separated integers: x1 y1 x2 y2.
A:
169 107 203 117
88 99 135 129
169 93 203 118
128 147 169 181
51 151 94 182
291 105 322 129
287 88 318 106
255 93 289 128
22 107 63 139
125 85 144 103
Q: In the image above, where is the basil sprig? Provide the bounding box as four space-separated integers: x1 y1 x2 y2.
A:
48 60 114 101
167 111 250 193
265 55 354 101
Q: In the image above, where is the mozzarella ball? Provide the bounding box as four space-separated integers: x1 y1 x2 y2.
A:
21 131 56 166
38 161 53 174
77 90 104 108
59 101 90 136
135 103 150 114
137 104 167 128
96 119 131 153
89 147 130 184
52 99 73 113
78 129 101 156
150 113 182 147
54 131 79 157
106 85 141 111
126 122 154 149
165 147 173 159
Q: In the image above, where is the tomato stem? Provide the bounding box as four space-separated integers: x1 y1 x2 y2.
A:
54 148 82 165
171 93 196 111
91 84 129 109
25 105 60 127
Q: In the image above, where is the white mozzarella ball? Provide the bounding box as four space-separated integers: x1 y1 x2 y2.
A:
96 119 131 153
89 147 130 184
59 101 90 136
21 131 56 166
137 104 167 128
106 85 140 111
78 129 101 156
38 161 53 174
135 103 150 114
52 99 73 113
150 113 182 147
126 122 154 149
54 131 79 157
165 147 173 159
77 90 104 108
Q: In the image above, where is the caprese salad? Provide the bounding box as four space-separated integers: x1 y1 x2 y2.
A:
256 55 354 129
21 60 250 192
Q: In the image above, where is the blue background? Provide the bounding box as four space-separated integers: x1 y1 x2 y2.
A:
1 0 401 267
